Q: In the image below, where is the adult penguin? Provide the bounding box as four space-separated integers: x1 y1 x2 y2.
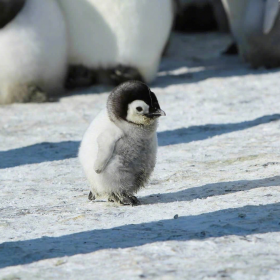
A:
174 0 229 32
57 0 174 87
0 0 68 104
222 0 280 68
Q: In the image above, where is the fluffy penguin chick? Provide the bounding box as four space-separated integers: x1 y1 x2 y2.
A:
0 0 67 104
79 81 166 206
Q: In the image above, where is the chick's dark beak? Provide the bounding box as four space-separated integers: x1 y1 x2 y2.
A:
145 108 166 118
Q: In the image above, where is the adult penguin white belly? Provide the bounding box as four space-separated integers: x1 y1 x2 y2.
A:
222 0 280 68
57 0 173 86
0 0 67 104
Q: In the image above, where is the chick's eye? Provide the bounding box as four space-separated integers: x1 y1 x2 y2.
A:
136 107 143 112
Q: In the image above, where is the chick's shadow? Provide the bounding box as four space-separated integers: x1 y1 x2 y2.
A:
141 176 280 205
1 200 280 268
157 113 280 146
1 113 279 169
0 141 79 169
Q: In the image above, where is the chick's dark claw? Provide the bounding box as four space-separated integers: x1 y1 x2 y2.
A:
119 194 141 206
88 191 96 201
108 193 141 206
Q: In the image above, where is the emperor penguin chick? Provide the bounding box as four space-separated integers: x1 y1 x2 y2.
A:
79 81 166 206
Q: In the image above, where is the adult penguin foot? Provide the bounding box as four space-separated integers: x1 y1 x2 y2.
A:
10 84 47 103
27 85 47 103
222 42 238 56
65 65 96 89
109 65 144 85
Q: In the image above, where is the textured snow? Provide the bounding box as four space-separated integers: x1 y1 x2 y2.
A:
1 32 280 280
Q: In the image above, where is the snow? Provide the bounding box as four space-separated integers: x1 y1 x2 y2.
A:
1 32 280 280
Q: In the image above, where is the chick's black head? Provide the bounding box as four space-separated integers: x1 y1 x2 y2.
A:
107 80 165 123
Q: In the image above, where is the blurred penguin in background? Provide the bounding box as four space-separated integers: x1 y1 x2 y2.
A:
222 0 280 68
174 0 229 33
0 0 68 104
57 0 174 88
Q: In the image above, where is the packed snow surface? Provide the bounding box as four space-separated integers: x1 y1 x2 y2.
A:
1 33 280 279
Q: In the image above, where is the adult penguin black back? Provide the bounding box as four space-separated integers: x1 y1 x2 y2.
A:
0 0 25 28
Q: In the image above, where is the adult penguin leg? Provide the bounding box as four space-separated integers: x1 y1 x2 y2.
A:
222 42 239 55
109 65 144 86
65 65 97 89
13 84 46 103
4 84 47 104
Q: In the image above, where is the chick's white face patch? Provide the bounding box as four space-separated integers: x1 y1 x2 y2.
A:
126 100 151 125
